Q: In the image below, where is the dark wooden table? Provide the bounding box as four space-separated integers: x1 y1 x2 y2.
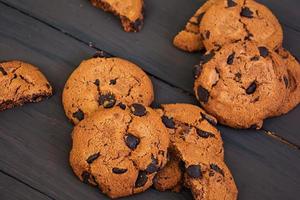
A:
0 0 299 199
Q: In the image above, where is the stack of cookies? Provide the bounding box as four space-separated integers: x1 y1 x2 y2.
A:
174 0 300 129
63 54 238 199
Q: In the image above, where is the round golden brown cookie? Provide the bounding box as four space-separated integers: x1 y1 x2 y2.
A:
0 60 53 111
194 41 288 129
153 151 183 192
184 160 238 200
62 57 154 124
274 48 300 115
173 0 220 52
90 0 144 32
69 105 169 198
200 0 283 51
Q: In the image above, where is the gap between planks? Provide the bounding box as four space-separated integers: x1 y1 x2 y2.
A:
1 0 300 151
0 170 56 200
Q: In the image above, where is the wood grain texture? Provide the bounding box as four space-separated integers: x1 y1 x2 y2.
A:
0 172 51 200
1 0 300 144
0 4 300 200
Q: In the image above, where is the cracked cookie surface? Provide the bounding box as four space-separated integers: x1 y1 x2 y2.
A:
184 160 238 200
173 0 220 52
62 57 154 124
0 60 53 111
90 0 144 32
69 105 169 198
274 48 300 116
155 104 237 199
200 0 283 51
194 41 288 129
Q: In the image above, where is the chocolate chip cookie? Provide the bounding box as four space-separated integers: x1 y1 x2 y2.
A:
0 60 53 111
274 48 300 115
70 105 169 198
173 0 220 52
194 41 288 129
155 104 237 199
200 0 283 51
90 0 144 32
62 57 154 124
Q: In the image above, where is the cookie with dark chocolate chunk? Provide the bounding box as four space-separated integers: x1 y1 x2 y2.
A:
63 57 154 124
70 106 169 198
0 60 53 111
200 0 283 51
194 41 288 129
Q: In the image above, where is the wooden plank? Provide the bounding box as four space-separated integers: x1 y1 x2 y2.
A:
0 4 300 200
0 172 51 200
258 0 300 30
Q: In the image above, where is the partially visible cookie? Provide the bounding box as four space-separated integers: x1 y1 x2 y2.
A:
153 151 183 192
155 104 237 199
62 57 154 124
200 0 283 51
0 60 53 111
173 0 220 52
274 48 300 115
90 0 144 32
194 41 288 129
184 160 237 200
70 105 169 198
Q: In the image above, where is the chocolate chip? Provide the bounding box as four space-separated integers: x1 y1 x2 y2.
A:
241 7 253 18
109 79 117 85
227 52 235 65
246 82 257 94
250 56 260 61
99 93 116 108
86 152 100 164
130 103 147 116
284 76 289 88
200 51 215 65
193 64 203 79
93 51 113 58
146 157 159 174
0 66 7 75
258 47 269 58
82 171 90 184
112 168 128 174
118 102 126 110
227 0 237 7
135 171 148 187
132 19 143 31
197 86 210 103
125 133 140 150
187 165 202 179
210 164 224 176
73 109 84 121
161 116 175 129
201 113 217 126
94 79 100 86
196 128 215 138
